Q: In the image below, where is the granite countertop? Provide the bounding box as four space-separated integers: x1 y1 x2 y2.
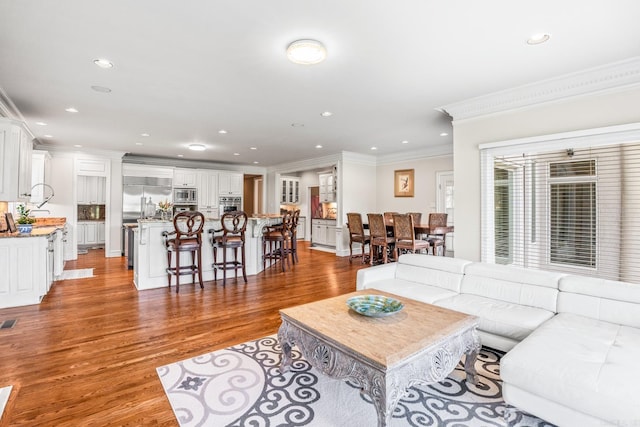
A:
0 225 64 239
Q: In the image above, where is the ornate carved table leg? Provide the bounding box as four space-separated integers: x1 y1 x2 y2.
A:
278 320 294 372
464 329 481 385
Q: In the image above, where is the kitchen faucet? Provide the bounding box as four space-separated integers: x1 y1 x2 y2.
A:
29 183 55 208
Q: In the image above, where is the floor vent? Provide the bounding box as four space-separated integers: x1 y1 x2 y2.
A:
0 320 16 329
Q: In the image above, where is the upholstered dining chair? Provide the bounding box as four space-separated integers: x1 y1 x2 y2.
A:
367 213 395 265
392 213 430 259
427 213 448 256
346 212 370 264
407 212 423 238
209 211 248 285
262 211 293 272
383 211 400 237
162 211 205 293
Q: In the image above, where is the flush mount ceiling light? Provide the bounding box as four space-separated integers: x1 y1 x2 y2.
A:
218 129 228 134
320 111 333 117
527 33 551 45
401 140 409 144
65 107 79 113
440 132 449 137
93 58 114 69
35 121 47 126
188 143 206 151
287 39 327 65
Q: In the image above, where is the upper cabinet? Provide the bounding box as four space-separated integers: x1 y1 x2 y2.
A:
0 119 33 202
281 176 300 204
174 168 198 187
30 150 51 205
197 170 218 208
218 172 243 196
77 176 106 204
319 167 337 202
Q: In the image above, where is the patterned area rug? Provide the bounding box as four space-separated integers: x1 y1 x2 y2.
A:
57 268 94 280
0 386 12 421
157 336 555 427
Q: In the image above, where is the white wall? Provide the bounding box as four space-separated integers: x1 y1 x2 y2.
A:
453 86 640 261
47 153 78 259
375 156 453 220
108 159 123 257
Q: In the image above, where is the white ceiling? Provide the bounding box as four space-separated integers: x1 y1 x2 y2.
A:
1 0 640 167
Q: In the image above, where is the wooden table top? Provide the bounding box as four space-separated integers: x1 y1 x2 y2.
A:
279 289 477 368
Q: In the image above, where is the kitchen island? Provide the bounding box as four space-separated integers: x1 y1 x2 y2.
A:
133 215 282 290
0 222 66 308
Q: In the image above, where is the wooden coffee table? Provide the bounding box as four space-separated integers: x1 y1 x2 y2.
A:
278 289 480 427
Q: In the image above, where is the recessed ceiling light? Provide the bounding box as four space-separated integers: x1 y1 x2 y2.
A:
250 147 257 150
286 39 327 65
35 122 47 126
320 111 333 117
527 33 551 45
233 152 240 156
218 129 228 134
177 154 184 158
188 143 206 151
91 85 111 93
43 134 53 138
401 140 409 144
65 107 79 113
253 161 259 164
93 59 114 69
370 147 378 151
291 123 304 127
141 133 150 137
135 142 143 146
74 144 82 148
440 132 448 137
315 145 323 149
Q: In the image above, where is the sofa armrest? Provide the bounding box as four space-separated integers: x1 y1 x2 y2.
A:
356 263 398 290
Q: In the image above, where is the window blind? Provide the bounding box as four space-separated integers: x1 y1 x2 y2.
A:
482 141 640 284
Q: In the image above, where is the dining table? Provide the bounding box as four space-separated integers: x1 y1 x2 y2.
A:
380 219 454 236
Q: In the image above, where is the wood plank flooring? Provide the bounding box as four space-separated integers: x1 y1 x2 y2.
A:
0 242 369 426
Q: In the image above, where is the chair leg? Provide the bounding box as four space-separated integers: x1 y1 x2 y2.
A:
197 248 203 289
349 242 353 263
213 246 218 282
166 250 172 289
241 245 247 283
175 251 180 293
222 245 228 285
233 247 239 280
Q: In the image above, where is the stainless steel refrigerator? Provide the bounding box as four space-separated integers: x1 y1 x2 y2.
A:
122 176 172 268
122 176 173 222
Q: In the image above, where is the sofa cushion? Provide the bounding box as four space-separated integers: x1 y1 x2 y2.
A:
558 275 640 328
501 313 640 423
394 254 472 293
435 294 555 342
360 279 458 304
461 263 563 312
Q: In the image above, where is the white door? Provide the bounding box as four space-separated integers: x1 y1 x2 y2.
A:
436 171 454 253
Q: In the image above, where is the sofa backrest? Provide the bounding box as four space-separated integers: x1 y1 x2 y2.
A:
395 254 472 293
461 263 563 312
558 275 640 328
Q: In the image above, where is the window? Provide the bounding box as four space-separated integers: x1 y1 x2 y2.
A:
482 132 640 284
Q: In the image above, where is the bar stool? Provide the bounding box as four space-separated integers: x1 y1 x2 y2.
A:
289 209 301 264
162 211 205 293
210 211 248 285
262 211 293 272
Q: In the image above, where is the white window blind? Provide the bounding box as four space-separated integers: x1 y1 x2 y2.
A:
482 141 640 284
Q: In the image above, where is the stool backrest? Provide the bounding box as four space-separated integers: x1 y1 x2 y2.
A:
173 211 205 242
220 211 248 242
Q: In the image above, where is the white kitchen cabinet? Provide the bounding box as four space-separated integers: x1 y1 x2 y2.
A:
0 235 48 308
311 219 336 247
30 150 51 205
77 221 103 245
297 216 306 239
77 176 106 204
174 168 198 187
218 172 243 196
319 172 336 202
198 171 219 208
0 118 33 202
97 222 106 243
281 177 300 204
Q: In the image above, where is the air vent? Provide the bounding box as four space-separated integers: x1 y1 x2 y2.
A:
0 320 16 329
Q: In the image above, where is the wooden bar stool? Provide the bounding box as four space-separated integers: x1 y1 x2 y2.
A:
210 211 248 285
162 211 205 293
262 211 293 272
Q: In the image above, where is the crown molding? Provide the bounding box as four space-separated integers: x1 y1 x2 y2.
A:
122 154 265 174
268 152 341 174
439 56 640 121
375 143 452 165
341 151 377 166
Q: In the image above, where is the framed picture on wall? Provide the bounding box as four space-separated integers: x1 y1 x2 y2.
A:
394 169 414 197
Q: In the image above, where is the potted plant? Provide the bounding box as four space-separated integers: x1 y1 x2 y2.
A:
16 203 36 233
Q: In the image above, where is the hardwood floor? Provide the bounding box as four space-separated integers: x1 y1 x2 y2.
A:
0 242 369 426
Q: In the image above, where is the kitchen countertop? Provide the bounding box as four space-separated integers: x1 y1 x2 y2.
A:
0 224 64 238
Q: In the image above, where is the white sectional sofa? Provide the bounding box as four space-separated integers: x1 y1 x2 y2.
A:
356 254 640 427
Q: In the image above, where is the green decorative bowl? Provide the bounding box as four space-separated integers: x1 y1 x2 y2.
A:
346 295 404 317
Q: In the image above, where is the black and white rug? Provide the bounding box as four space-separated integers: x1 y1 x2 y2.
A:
157 336 554 426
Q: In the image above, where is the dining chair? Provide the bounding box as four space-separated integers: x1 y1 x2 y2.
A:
407 212 423 238
367 213 395 265
262 211 293 272
392 213 430 259
383 212 399 236
346 212 370 264
209 211 248 285
289 209 301 264
427 213 448 256
162 211 205 293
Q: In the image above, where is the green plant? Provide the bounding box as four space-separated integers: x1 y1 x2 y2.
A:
16 204 36 225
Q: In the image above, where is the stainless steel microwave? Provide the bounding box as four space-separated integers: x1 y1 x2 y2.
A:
173 187 197 204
